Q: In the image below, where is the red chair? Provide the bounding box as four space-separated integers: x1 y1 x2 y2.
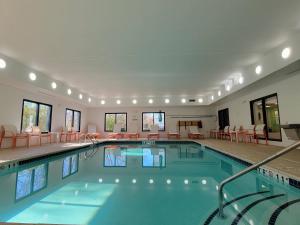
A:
0 125 29 148
147 125 160 140
27 126 52 147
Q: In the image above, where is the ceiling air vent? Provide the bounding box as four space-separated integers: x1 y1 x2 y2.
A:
189 99 196 102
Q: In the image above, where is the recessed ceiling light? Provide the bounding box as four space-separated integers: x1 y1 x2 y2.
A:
132 99 137 104
29 72 37 81
88 97 91 103
67 88 72 95
148 99 153 104
98 178 103 183
211 95 214 100
184 179 189 185
165 98 170 104
115 178 120 183
116 100 121 104
238 76 244 84
198 98 203 103
181 98 186 103
51 82 57 89
166 179 171 184
132 179 137 184
281 47 291 59
0 58 6 69
218 90 221 96
100 100 106 105
255 65 262 75
79 94 83 100
202 179 207 185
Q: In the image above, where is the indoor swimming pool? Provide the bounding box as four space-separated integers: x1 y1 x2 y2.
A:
0 142 299 225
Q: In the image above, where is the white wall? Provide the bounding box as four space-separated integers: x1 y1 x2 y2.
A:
212 69 300 146
86 106 216 138
0 82 87 146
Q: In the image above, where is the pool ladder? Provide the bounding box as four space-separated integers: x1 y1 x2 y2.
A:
79 134 97 149
218 140 300 218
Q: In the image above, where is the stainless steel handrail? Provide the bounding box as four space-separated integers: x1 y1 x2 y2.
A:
218 140 300 218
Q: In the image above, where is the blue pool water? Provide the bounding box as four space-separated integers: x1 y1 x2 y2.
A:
0 142 299 225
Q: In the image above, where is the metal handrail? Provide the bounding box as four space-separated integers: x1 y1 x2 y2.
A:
218 140 300 218
79 134 96 147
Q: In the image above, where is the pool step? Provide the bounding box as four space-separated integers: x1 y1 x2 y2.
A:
203 191 270 225
203 192 300 225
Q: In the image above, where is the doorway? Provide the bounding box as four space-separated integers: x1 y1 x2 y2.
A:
218 108 229 130
250 93 282 141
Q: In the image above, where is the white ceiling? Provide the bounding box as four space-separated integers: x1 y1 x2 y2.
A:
1 0 300 105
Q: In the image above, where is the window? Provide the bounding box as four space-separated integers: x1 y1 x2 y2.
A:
142 112 165 131
62 154 79 178
65 108 81 131
21 99 52 132
104 147 127 167
16 164 48 200
250 93 282 141
104 113 127 132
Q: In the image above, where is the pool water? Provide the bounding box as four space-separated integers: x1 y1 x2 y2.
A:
0 142 299 225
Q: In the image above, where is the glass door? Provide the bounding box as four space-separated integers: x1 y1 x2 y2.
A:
250 94 281 141
265 95 281 140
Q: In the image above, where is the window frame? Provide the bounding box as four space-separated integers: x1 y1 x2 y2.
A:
65 108 81 132
250 93 282 141
142 112 166 132
21 99 53 133
104 112 127 132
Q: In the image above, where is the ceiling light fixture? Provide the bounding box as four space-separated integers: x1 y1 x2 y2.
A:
79 94 83 100
0 58 6 69
181 98 186 103
148 99 153 104
88 97 91 103
281 47 291 59
132 99 137 104
255 65 262 75
218 90 221 97
165 98 170 104
67 88 72 95
238 76 244 84
29 72 37 81
198 98 203 103
211 95 214 100
100 100 106 105
116 100 121 104
51 82 57 89
225 80 233 91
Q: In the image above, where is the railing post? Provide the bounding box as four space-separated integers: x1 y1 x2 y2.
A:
218 184 226 218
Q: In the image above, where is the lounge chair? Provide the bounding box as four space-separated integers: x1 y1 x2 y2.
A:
221 126 236 141
60 126 78 142
188 126 205 139
254 124 268 145
244 125 256 143
108 123 124 139
86 124 101 139
124 126 139 139
210 126 221 139
147 125 160 140
27 126 52 147
0 125 29 148
167 127 180 139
